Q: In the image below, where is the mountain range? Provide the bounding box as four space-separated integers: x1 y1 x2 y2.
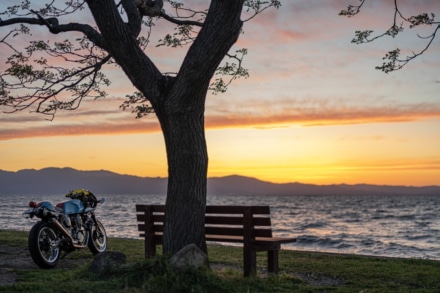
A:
0 167 439 196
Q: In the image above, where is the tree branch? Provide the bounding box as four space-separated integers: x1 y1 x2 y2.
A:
1 52 112 118
0 16 58 27
86 0 163 103
340 0 439 73
159 11 203 27
0 13 107 50
121 0 142 36
242 0 281 22
135 0 164 17
376 24 440 73
171 0 244 107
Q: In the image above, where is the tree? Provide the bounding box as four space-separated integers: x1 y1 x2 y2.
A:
1 0 437 257
340 0 439 73
0 0 280 255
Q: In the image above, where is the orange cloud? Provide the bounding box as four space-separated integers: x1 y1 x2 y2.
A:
205 98 440 128
0 120 161 141
2 98 439 141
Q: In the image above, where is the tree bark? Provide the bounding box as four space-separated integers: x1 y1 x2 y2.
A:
156 0 244 255
155 93 208 254
86 0 244 255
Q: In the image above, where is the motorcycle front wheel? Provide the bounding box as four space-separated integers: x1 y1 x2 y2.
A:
28 221 60 269
88 219 107 254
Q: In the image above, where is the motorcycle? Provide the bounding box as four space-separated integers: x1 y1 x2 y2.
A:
23 189 107 269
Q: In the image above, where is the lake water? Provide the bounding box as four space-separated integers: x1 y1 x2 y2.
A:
1 193 439 260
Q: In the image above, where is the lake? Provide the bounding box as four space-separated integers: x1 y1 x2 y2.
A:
2 193 439 260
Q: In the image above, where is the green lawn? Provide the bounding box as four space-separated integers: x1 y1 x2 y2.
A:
1 229 439 292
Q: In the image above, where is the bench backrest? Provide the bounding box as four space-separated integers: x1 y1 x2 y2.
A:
136 204 274 240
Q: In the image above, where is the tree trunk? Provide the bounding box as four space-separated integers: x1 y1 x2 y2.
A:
87 0 244 256
155 93 208 255
151 0 244 256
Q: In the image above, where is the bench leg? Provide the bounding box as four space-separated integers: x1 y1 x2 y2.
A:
145 241 156 258
268 250 279 274
243 247 257 277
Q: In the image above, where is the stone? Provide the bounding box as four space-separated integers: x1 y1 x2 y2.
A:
88 251 126 275
169 244 210 271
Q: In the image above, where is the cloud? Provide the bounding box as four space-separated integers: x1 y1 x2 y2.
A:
0 119 161 141
204 99 440 128
343 158 440 172
1 0 439 142
2 97 438 141
0 97 162 140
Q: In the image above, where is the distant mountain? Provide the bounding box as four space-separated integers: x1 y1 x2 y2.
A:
0 167 439 196
0 167 167 195
208 175 440 196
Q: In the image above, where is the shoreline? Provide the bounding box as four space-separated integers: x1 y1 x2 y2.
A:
2 228 438 262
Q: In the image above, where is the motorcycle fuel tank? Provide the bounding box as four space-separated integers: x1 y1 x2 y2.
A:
62 199 85 214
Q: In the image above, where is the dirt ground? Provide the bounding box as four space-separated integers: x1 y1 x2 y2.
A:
0 242 87 287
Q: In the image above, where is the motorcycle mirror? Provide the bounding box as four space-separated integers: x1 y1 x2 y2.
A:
99 198 105 204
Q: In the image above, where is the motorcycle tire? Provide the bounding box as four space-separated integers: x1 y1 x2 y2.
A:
28 221 61 269
88 219 107 254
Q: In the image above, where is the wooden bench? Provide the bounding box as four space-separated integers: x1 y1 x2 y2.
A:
136 204 296 276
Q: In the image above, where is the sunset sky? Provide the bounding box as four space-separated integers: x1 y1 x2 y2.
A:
1 0 439 186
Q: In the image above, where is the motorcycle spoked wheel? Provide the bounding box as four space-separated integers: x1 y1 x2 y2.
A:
28 221 61 269
88 220 107 254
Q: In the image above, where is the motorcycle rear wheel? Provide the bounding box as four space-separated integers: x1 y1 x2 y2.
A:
28 221 61 269
88 219 107 254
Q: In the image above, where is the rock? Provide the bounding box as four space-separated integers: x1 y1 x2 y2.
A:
88 251 126 275
169 244 210 271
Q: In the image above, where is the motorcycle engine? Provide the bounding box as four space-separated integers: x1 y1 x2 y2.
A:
61 214 71 228
59 213 86 245
72 214 82 229
71 214 86 244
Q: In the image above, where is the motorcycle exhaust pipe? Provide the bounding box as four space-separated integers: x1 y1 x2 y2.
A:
48 218 87 249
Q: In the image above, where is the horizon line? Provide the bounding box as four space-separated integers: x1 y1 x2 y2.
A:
2 166 439 188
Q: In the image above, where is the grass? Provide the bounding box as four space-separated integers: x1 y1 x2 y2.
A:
1 229 439 292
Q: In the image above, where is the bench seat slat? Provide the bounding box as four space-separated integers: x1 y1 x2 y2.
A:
138 233 296 246
206 235 296 245
139 226 275 238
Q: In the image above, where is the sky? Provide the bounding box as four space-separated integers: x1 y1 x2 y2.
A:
0 0 439 186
